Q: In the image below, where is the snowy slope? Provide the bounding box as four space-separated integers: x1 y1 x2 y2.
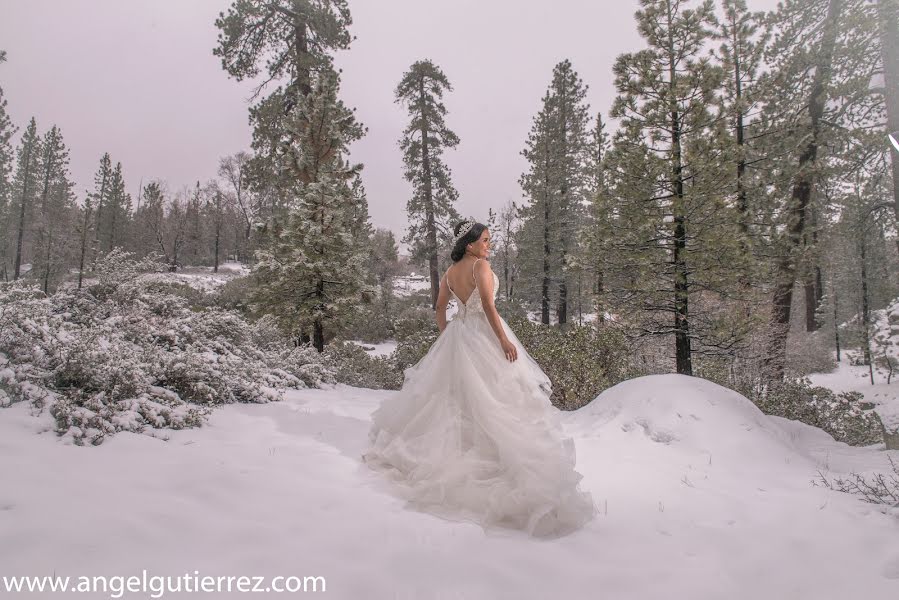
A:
2 375 898 599
809 298 899 432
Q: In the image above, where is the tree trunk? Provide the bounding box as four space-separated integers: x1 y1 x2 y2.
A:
542 198 551 325
668 0 692 376
418 77 439 310
13 140 35 281
832 269 841 362
92 170 108 269
878 0 899 256
860 236 874 384
77 204 92 289
766 0 842 380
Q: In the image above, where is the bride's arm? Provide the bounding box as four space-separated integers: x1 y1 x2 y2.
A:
435 271 450 333
474 260 509 345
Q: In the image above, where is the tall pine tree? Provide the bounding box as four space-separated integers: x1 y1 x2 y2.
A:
252 68 370 351
395 59 461 309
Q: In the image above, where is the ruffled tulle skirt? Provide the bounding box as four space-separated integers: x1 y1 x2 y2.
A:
362 310 597 538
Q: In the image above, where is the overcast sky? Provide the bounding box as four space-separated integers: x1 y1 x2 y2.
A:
0 0 779 251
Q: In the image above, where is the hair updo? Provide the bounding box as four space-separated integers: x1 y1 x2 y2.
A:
450 220 487 263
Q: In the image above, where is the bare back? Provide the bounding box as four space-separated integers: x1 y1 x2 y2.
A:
445 258 482 306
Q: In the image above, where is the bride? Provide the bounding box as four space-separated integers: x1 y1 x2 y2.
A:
362 219 597 538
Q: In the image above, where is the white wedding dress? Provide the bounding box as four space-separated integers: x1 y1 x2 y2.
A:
363 258 597 538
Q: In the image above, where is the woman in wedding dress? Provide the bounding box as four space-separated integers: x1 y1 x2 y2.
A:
362 219 597 538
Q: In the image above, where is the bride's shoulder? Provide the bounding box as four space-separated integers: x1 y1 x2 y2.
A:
473 257 495 277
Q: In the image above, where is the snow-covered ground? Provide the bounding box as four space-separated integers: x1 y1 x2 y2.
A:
3 375 897 599
140 261 250 293
393 274 431 298
808 298 899 433
346 339 398 358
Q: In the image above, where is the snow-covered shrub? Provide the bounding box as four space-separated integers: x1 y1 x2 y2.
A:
324 341 402 390
214 275 255 312
756 379 883 446
505 317 636 410
0 353 50 408
276 344 337 389
389 306 440 379
0 251 333 445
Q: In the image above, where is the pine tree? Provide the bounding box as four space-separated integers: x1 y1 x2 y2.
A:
714 0 768 282
75 195 93 289
10 118 41 280
104 162 131 252
518 100 557 324
579 111 612 324
395 59 461 309
33 125 76 292
494 200 521 302
0 49 16 282
518 61 592 325
183 181 203 264
759 0 882 379
252 68 369 351
878 0 899 253
214 0 353 226
366 228 401 320
605 0 753 375
89 153 113 265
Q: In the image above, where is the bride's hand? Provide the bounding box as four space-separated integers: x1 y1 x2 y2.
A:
500 337 518 362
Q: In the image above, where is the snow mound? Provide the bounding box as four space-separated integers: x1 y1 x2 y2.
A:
565 374 811 473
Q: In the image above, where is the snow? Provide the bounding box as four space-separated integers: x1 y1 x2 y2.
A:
808 297 899 431
2 374 898 599
346 339 398 357
140 261 250 294
392 274 430 298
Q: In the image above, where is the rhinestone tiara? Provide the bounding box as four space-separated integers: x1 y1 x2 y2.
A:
453 219 474 243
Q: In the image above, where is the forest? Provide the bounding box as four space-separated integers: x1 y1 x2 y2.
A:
0 0 897 450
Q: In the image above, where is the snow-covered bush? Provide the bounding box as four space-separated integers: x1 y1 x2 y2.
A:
505 316 636 410
755 379 883 446
324 341 401 390
389 306 440 381
0 250 335 445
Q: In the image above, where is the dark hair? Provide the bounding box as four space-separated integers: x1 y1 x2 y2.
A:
450 220 487 262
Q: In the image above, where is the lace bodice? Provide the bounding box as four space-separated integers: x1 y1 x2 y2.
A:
445 259 499 321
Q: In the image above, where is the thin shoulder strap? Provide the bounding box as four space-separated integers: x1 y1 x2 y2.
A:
471 258 481 284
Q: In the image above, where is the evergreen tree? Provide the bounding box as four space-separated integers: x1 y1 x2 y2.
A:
395 59 461 309
89 153 113 265
10 117 41 280
494 200 521 302
578 111 612 324
75 194 93 289
714 0 768 282
878 0 899 253
605 0 751 375
105 161 131 252
518 98 557 324
759 0 882 379
518 60 592 325
0 49 16 281
252 68 370 351
33 125 76 292
214 0 353 226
